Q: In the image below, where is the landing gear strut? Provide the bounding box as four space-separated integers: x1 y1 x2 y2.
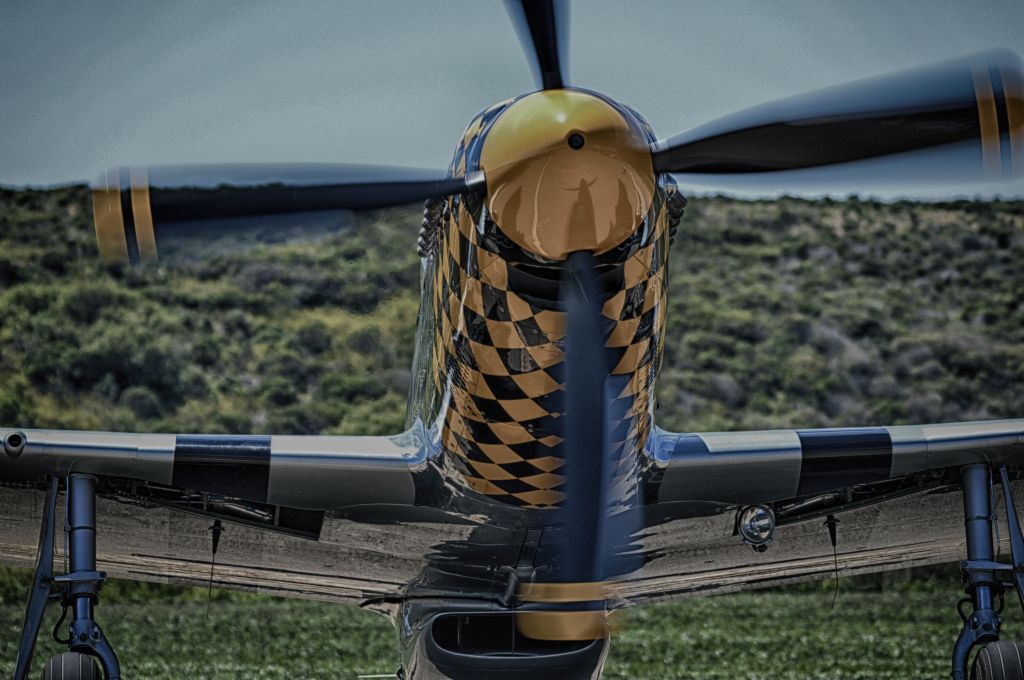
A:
12 475 121 680
953 465 1024 680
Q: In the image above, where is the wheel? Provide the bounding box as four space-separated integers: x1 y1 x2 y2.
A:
39 652 100 680
973 641 1024 680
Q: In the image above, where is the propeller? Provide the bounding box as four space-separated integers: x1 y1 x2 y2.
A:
653 49 1024 181
92 164 484 264
504 0 569 90
517 251 641 641
560 250 612 588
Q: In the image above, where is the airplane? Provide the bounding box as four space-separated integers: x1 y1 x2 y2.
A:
2 1 1024 678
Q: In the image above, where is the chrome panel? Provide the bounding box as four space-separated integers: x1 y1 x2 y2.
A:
923 419 1024 467
653 428 802 504
886 425 928 477
268 434 418 509
888 419 1024 475
0 429 174 484
623 482 989 605
0 486 466 607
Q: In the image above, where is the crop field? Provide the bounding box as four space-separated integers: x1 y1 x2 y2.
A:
0 564 1010 679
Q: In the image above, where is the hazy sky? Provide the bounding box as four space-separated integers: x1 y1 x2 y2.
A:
2 0 1023 199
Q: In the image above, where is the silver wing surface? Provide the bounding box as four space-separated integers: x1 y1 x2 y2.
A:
0 427 471 608
626 419 1024 604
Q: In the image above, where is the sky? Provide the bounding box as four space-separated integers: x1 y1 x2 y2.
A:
2 0 1023 199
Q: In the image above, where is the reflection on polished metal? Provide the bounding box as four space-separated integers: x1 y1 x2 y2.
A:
480 90 654 259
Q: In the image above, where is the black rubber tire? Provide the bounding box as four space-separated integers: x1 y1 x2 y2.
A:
973 641 1024 680
39 652 100 680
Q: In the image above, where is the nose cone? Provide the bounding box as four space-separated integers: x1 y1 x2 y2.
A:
479 91 655 261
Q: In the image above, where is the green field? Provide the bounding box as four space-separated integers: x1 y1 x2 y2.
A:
0 564 1005 679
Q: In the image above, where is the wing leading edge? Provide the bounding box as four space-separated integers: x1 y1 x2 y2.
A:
647 419 1024 507
0 428 421 510
0 426 446 607
617 419 1024 605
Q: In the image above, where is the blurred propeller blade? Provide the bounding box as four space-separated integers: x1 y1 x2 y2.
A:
653 49 1024 182
517 251 641 642
560 250 611 590
504 0 569 90
91 163 483 264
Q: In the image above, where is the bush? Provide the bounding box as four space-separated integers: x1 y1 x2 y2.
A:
293 321 332 355
120 385 162 418
59 282 129 324
263 376 298 406
320 374 387 403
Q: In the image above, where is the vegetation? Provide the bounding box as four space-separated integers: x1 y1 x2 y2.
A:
1 188 1021 437
0 564 1008 679
0 187 1022 677
0 186 419 437
661 196 1024 431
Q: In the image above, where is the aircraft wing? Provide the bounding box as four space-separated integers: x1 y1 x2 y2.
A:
626 419 1024 604
0 427 462 607
5 421 1024 609
0 428 420 509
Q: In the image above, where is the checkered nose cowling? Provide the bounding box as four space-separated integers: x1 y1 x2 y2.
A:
427 181 671 509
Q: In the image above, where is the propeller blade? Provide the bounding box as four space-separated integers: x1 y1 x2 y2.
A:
517 251 642 642
91 163 483 264
653 49 1024 182
560 250 611 589
504 0 569 90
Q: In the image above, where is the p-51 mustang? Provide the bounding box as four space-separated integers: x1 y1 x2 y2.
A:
4 2 1024 679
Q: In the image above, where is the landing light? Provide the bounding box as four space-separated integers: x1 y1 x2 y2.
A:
737 505 776 551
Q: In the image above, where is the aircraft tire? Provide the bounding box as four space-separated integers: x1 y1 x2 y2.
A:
972 641 1024 680
39 652 100 680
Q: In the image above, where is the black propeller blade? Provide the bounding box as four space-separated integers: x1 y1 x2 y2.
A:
517 251 642 641
92 163 483 264
560 250 612 589
654 49 1024 180
504 0 569 90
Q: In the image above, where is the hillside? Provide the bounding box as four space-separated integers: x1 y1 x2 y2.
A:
2 188 1023 679
1 187 1021 436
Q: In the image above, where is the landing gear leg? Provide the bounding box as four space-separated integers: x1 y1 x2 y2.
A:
62 474 121 678
952 464 1001 679
12 475 121 680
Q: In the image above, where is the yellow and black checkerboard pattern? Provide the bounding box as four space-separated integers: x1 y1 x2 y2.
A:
427 104 670 509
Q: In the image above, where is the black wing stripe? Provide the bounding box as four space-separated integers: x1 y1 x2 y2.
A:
795 428 892 496
172 435 272 502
